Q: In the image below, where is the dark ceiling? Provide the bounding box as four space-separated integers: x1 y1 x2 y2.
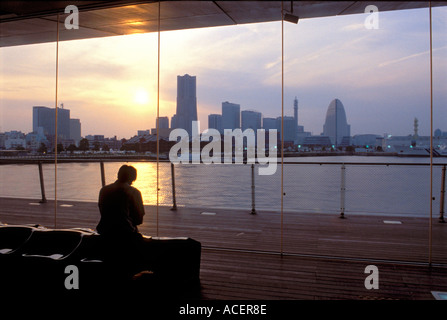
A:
1 1 446 47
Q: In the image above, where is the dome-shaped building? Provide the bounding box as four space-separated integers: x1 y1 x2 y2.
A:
323 99 350 146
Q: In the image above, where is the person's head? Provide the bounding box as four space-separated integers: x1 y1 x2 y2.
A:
117 165 137 185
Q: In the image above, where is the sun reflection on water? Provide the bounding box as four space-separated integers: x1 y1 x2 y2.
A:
129 162 170 206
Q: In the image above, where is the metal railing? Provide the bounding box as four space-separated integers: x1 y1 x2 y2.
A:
31 159 447 222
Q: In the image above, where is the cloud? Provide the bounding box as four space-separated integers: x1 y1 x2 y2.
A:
379 50 428 68
264 57 281 70
378 46 447 68
342 23 365 31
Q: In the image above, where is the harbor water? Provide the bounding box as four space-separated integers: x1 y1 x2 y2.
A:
1 156 446 218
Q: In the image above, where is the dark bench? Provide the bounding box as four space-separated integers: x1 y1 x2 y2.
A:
0 224 201 295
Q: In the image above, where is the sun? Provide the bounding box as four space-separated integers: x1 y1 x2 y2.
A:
134 88 149 105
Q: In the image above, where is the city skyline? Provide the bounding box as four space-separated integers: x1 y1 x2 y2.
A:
3 91 447 143
6 95 447 143
3 88 447 142
1 7 446 139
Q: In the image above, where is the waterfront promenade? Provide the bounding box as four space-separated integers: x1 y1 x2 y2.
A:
1 197 446 299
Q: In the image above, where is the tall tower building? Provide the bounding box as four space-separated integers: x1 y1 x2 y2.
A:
241 110 262 132
173 74 198 135
33 106 53 135
156 116 169 129
263 117 276 130
69 118 81 146
293 97 298 126
208 114 223 134
57 105 71 140
222 101 240 131
33 105 70 140
276 116 297 142
170 114 177 129
413 118 419 139
322 99 350 146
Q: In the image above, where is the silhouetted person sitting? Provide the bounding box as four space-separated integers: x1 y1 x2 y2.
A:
96 165 147 279
97 165 145 236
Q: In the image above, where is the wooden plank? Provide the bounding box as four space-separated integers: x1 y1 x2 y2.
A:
199 249 447 300
1 197 446 300
0 197 446 264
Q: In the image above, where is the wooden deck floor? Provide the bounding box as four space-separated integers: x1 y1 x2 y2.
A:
1 197 446 300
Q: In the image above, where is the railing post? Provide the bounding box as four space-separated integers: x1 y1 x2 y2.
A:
440 165 446 223
100 161 106 187
38 161 47 203
250 163 257 215
340 164 346 219
170 162 177 211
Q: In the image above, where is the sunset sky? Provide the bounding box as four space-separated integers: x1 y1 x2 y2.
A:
1 5 446 139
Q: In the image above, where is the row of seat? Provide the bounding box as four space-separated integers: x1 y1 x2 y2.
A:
0 223 201 295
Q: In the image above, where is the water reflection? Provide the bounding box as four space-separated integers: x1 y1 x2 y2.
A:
173 163 253 209
131 162 169 206
0 158 444 217
101 162 170 206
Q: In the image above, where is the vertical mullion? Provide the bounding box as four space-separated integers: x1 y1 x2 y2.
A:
54 13 60 229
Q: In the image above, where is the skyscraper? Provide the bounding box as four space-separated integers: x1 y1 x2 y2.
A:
263 117 276 130
241 110 262 132
173 74 198 136
222 101 240 131
33 105 70 140
208 114 223 134
69 118 81 146
156 116 169 129
293 97 298 126
33 106 52 135
170 114 177 129
276 116 297 142
323 99 350 146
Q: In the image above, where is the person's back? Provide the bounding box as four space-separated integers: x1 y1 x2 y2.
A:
96 165 145 236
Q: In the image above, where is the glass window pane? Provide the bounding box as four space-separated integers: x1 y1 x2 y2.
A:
282 6 447 263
